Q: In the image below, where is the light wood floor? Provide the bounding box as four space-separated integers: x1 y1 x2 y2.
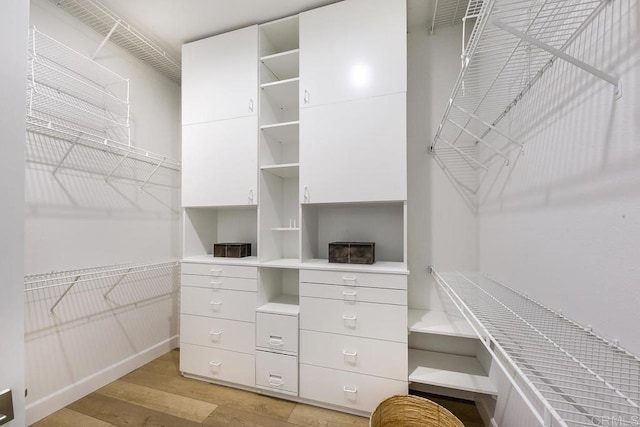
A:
32 349 484 426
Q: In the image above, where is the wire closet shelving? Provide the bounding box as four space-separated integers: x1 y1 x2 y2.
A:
25 260 180 313
50 0 181 83
26 27 181 188
430 0 620 209
431 270 640 427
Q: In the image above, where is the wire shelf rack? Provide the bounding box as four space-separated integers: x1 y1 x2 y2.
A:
430 0 618 209
431 0 472 31
26 27 181 187
25 260 180 313
50 0 181 83
432 270 640 427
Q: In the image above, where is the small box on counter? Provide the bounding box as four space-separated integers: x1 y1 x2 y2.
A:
213 243 251 258
328 242 375 264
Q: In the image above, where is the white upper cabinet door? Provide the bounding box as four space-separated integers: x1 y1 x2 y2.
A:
300 93 406 204
182 26 258 125
299 0 406 108
182 115 258 207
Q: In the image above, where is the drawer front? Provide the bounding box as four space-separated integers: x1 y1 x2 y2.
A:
300 330 407 380
181 262 257 279
300 296 407 343
300 269 406 290
256 312 299 354
181 274 257 292
180 314 255 354
300 364 407 413
180 343 255 387
300 282 406 305
181 286 256 322
256 350 298 394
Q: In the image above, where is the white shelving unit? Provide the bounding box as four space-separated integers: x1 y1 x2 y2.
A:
409 309 477 339
260 49 299 81
50 0 181 82
257 294 300 316
260 121 299 144
26 27 181 187
430 0 619 208
260 163 300 178
432 270 640 426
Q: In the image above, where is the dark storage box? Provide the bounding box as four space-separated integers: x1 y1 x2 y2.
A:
328 242 375 264
213 243 251 258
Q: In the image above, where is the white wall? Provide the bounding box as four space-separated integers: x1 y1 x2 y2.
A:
25 0 181 423
0 1 28 425
478 0 640 357
407 24 478 311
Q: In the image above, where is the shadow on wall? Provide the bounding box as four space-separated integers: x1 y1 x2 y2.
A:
478 0 640 213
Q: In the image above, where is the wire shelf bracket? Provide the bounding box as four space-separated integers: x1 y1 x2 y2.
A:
430 0 619 209
430 269 640 427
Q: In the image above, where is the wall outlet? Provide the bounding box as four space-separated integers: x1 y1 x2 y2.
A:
0 389 14 426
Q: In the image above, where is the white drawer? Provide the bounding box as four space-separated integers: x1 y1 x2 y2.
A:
300 364 407 413
181 286 256 322
256 312 298 355
300 330 407 380
181 274 257 292
182 262 257 279
300 282 406 305
180 314 255 354
180 343 255 387
300 269 406 290
256 350 298 394
300 296 407 343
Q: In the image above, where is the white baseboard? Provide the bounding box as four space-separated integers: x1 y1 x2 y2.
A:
25 335 179 425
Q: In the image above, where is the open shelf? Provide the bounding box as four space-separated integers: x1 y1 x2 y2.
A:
261 163 299 178
408 309 477 339
257 294 300 316
181 254 259 266
261 78 299 112
432 271 640 426
300 259 408 275
271 228 300 232
260 49 299 81
260 258 301 269
409 349 497 396
261 121 299 145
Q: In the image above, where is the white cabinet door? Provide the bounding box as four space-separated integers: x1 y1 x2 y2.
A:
300 93 406 203
182 116 258 207
299 0 406 108
182 26 258 125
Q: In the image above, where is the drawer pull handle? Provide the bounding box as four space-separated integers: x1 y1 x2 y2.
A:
342 276 357 282
210 301 222 310
268 336 284 347
210 330 222 341
210 280 222 288
342 290 357 297
268 374 284 387
210 268 222 276
343 386 358 394
342 314 357 321
209 361 222 371
342 350 358 358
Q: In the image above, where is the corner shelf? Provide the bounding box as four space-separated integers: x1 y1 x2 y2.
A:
408 309 477 339
409 349 497 396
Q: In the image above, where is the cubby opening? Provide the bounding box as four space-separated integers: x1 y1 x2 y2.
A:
183 206 258 261
301 202 406 265
257 268 300 314
259 172 299 264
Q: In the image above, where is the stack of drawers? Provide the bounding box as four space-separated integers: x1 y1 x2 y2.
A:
299 269 408 412
255 303 299 396
180 262 258 387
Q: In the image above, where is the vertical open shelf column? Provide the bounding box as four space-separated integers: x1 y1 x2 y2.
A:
259 16 300 266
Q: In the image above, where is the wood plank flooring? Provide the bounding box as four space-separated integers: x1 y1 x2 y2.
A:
32 349 484 426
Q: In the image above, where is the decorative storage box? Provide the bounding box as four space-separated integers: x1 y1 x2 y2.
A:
213 243 252 258
328 242 375 264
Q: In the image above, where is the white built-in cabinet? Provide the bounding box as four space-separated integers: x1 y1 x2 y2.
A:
180 0 408 416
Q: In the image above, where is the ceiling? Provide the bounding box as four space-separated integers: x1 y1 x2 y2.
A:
94 0 434 57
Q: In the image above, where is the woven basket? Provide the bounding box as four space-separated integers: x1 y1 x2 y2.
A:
370 395 464 427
